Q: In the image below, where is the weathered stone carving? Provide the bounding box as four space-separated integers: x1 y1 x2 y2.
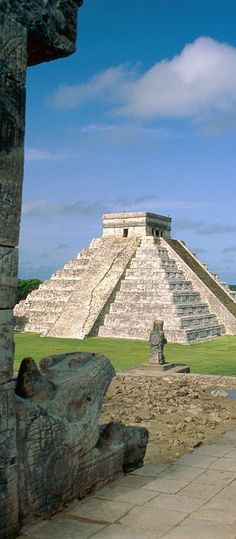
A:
0 5 149 537
0 3 83 537
0 310 15 383
0 381 19 538
0 247 18 308
0 1 83 65
15 353 148 521
149 320 167 365
0 14 27 248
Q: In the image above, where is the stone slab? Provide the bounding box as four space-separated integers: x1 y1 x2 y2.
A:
65 497 133 523
175 453 217 469
131 463 170 477
162 517 236 539
114 473 157 487
156 464 204 482
192 443 232 458
143 478 188 494
193 468 236 486
224 448 236 459
209 457 236 472
145 492 206 513
0 309 14 382
20 515 105 539
93 484 157 505
214 484 236 499
223 430 236 441
120 506 187 535
93 523 159 538
0 247 18 308
193 497 236 525
179 480 223 500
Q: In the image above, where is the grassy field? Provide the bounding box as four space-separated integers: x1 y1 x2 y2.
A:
14 333 236 376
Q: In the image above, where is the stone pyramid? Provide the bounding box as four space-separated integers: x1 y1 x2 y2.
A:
15 212 236 343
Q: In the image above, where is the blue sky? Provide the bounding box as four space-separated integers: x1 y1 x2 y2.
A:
20 0 236 283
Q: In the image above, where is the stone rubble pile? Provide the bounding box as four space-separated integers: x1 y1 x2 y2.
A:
101 375 236 463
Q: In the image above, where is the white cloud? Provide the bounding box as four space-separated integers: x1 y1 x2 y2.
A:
22 200 105 218
175 219 236 235
222 245 236 253
22 197 220 220
50 65 132 109
25 148 76 162
50 37 236 120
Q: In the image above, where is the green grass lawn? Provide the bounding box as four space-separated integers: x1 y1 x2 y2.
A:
14 332 236 376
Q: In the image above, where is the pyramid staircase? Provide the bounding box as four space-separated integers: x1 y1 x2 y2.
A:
15 211 236 343
15 244 98 334
15 237 140 338
98 237 226 343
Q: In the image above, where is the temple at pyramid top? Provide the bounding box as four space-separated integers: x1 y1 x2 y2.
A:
102 212 172 239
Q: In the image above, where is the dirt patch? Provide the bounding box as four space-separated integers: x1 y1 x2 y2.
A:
101 374 236 464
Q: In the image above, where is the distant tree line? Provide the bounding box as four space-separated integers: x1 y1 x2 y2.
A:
17 279 41 303
229 285 236 291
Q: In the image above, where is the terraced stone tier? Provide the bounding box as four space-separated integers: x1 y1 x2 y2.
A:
15 229 233 344
15 237 141 339
14 246 98 332
99 237 225 343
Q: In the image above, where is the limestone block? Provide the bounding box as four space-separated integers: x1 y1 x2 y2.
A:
0 309 14 383
0 247 18 308
0 1 83 66
0 382 19 538
0 15 27 247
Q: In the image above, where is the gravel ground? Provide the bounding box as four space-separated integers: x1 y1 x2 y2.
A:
101 374 236 464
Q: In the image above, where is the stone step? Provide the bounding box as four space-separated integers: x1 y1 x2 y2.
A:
109 302 175 315
168 280 193 291
17 324 52 334
129 261 163 270
102 311 221 333
98 325 189 342
180 313 218 329
52 267 87 279
98 326 152 340
126 267 185 281
165 270 185 279
114 290 173 303
172 292 201 303
29 289 73 301
114 289 201 303
19 303 64 315
175 302 209 315
99 323 225 343
123 276 193 291
186 324 225 342
40 279 81 290
109 302 214 322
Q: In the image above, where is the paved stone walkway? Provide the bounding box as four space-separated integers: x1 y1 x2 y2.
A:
18 429 236 539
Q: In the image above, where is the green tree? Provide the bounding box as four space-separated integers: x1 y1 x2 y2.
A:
17 279 41 303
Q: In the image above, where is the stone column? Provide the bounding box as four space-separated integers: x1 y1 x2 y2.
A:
0 14 27 538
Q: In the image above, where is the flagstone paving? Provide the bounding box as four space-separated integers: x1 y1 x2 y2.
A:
18 428 236 539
